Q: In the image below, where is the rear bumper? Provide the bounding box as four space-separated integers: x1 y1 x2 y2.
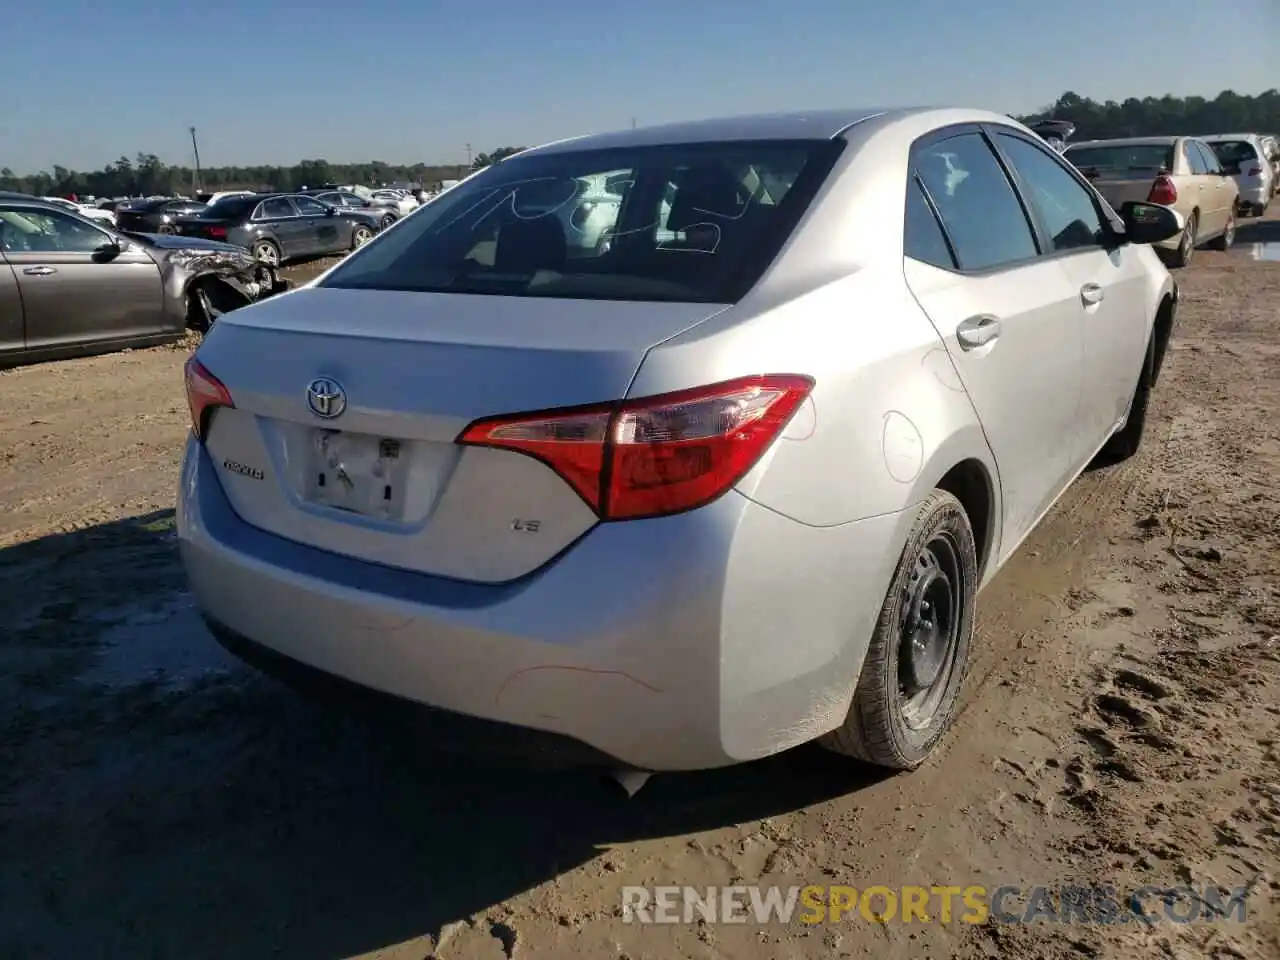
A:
177 438 906 771
205 618 617 766
1237 185 1270 208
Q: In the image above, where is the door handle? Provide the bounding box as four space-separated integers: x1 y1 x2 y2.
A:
1080 283 1105 305
956 315 1001 350
22 266 56 276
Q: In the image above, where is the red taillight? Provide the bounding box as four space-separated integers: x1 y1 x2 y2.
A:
206 225 227 239
1148 176 1178 205
184 357 234 440
458 374 814 521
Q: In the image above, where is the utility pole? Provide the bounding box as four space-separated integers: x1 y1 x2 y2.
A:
631 117 637 129
189 126 203 194
465 142 473 167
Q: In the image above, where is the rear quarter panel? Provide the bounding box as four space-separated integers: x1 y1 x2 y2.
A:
629 268 998 532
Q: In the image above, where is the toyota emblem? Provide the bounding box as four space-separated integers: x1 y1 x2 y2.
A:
306 377 347 419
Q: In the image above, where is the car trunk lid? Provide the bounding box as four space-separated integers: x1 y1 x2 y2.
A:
1074 164 1170 210
195 287 726 582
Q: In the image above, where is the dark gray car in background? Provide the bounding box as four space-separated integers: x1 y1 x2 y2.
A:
299 188 401 229
0 194 285 367
173 194 382 265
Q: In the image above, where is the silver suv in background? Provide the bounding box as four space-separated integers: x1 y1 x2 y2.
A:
1200 134 1274 217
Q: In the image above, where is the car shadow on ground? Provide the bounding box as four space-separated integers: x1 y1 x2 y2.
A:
1233 215 1280 251
0 510 886 960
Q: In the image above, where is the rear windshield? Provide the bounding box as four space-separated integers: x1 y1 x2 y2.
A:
1065 144 1174 172
1205 140 1259 168
319 139 842 303
198 197 258 219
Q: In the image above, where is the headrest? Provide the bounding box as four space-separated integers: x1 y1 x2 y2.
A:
494 216 567 274
667 165 744 232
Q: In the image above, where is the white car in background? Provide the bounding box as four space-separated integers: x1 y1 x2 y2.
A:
371 190 418 215
1200 134 1274 217
39 197 117 226
198 190 257 207
1261 135 1280 194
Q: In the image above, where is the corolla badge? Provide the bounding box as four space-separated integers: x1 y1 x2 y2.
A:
307 377 347 419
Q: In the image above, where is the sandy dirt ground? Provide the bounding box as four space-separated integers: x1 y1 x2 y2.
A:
1 221 1278 960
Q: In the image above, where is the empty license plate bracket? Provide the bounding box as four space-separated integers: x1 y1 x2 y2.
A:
307 429 408 520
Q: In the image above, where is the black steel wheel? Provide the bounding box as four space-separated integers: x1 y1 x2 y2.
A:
821 490 978 770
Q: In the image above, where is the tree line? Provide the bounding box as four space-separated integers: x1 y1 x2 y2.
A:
1017 89 1280 140
3 88 1278 199
0 148 525 200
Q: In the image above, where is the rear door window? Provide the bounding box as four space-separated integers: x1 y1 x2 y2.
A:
259 198 297 219
914 133 1038 271
294 197 328 217
903 178 955 268
1184 143 1209 175
1191 142 1222 174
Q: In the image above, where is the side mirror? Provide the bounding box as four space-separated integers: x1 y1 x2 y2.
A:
324 205 337 217
94 236 125 257
1118 201 1183 245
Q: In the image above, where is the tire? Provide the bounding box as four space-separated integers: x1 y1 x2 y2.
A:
820 490 978 770
1165 211 1197 268
379 214 395 230
351 225 374 250
156 223 176 235
1097 339 1154 464
1208 209 1236 251
252 239 281 266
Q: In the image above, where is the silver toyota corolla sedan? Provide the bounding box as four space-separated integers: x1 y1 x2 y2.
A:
177 107 1182 774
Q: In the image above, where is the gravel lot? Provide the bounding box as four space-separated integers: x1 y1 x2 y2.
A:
1 225 1278 960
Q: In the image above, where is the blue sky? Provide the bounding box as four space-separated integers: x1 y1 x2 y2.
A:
2 0 1274 173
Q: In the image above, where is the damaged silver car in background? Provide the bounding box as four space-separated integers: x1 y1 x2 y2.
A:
0 192 289 368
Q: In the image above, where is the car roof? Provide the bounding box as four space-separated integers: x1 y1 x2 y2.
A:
1200 133 1262 142
1068 136 1185 148
0 193 66 210
519 107 1003 156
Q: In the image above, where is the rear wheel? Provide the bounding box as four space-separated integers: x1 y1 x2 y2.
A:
820 490 977 770
252 239 281 266
379 214 395 230
1165 211 1198 268
351 225 374 250
1208 210 1236 251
